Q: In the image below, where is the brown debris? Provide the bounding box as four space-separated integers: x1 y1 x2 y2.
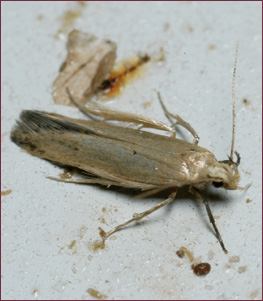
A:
192 263 211 276
99 54 150 97
52 30 117 106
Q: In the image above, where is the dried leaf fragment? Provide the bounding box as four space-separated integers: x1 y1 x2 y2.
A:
52 30 117 106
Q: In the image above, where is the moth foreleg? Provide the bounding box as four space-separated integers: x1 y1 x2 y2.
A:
67 88 174 133
189 186 228 254
99 188 178 243
157 92 200 144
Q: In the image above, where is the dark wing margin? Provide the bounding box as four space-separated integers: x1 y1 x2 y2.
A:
10 110 96 147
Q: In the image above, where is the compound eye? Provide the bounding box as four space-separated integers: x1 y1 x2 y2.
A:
212 181 223 188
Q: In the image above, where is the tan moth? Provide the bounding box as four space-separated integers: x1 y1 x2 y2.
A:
11 43 245 253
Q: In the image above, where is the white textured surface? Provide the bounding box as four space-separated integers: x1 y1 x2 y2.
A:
2 1 262 300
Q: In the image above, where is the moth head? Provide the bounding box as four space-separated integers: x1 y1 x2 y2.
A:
211 162 240 190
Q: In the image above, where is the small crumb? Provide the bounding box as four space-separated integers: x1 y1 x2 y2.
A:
229 256 240 263
78 1 87 7
250 289 259 299
163 22 170 31
102 207 107 213
246 198 252 203
55 2 87 39
243 169 252 176
1 189 12 196
79 226 87 239
209 44 216 50
142 101 152 109
68 240 76 249
37 15 43 21
178 246 194 262
71 264 78 274
188 26 194 33
98 217 106 224
32 289 39 297
208 250 215 260
205 285 213 290
155 47 165 62
238 266 247 273
87 288 107 299
88 240 105 251
243 98 251 105
176 249 185 258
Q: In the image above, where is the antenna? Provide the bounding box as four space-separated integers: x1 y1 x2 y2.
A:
230 41 239 162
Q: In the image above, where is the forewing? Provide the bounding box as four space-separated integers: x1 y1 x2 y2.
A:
11 111 209 189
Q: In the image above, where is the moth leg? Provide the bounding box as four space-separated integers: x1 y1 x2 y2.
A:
157 92 200 144
99 188 178 243
67 88 174 133
47 176 157 190
189 186 228 254
48 176 120 187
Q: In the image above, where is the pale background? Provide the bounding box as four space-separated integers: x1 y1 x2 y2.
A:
2 1 262 300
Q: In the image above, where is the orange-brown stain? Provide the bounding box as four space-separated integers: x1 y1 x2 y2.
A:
100 54 150 97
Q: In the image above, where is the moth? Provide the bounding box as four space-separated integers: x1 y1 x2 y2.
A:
11 43 244 253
